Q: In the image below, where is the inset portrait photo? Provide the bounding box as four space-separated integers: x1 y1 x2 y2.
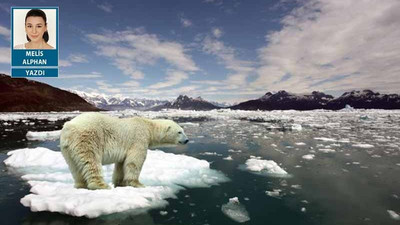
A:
13 8 57 50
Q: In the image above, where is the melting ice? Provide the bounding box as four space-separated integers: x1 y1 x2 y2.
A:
4 147 229 218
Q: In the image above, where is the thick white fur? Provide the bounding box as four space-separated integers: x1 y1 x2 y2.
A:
60 112 188 190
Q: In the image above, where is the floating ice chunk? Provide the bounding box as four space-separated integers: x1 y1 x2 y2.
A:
4 147 228 218
318 148 336 153
291 124 302 131
265 189 281 198
26 130 61 141
314 137 337 142
221 197 250 223
199 152 223 156
302 154 315 160
160 211 168 216
223 156 233 161
352 143 374 148
179 122 199 127
387 210 400 220
291 184 302 189
228 149 242 153
239 156 288 177
301 207 306 213
295 142 306 146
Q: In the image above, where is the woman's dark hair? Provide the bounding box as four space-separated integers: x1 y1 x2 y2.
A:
25 9 49 42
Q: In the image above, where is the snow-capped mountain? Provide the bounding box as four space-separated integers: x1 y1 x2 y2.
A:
327 90 400 110
232 90 334 110
71 90 169 111
150 95 220 111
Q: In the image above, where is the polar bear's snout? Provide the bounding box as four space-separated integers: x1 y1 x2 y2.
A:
178 132 189 144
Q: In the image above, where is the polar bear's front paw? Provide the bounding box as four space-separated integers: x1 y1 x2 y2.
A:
87 181 111 190
125 180 145 188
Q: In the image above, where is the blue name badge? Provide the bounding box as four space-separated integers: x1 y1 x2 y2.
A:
11 7 59 78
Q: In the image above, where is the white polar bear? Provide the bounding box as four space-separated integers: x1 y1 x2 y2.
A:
60 112 189 190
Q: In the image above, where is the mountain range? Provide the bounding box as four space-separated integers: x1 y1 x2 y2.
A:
231 90 400 110
1 73 399 112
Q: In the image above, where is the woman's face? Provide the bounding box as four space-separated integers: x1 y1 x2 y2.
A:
25 16 47 42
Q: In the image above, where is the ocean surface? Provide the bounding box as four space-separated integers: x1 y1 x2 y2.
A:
1 109 400 225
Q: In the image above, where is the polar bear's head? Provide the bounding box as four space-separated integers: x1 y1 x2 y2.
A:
152 119 189 147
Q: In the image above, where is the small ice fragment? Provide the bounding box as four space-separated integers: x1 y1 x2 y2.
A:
371 155 381 158
160 211 168 216
265 189 281 198
295 142 306 146
387 210 400 220
228 149 242 153
223 156 233 161
318 149 336 153
352 143 374 148
221 197 250 223
301 200 309 204
302 154 315 160
291 124 302 131
244 198 250 201
271 144 278 147
352 162 360 165
301 207 306 213
200 152 222 156
291 185 302 189
314 137 337 142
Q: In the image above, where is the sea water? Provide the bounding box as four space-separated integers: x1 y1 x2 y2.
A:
0 110 399 225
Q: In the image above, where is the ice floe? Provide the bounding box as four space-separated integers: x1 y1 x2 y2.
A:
265 189 281 198
4 147 229 218
387 210 400 220
318 148 336 153
221 197 250 223
239 156 289 177
302 154 315 160
26 130 61 141
352 143 374 148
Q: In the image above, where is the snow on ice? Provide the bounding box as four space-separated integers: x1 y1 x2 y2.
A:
4 147 229 218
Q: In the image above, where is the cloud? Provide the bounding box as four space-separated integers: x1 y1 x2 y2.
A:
180 17 193 28
149 70 188 89
201 34 255 89
253 0 400 93
96 80 121 93
87 29 199 80
212 28 223 38
59 73 102 79
97 2 113 13
0 47 10 64
68 53 89 63
0 25 10 40
59 60 72 67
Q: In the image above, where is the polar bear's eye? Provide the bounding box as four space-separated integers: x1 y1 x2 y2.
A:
178 131 182 134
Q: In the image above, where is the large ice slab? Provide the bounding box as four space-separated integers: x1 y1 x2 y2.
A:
4 147 229 218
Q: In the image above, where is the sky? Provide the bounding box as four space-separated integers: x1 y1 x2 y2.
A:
0 0 399 103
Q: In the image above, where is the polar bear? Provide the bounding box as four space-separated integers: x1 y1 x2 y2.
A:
60 112 189 190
